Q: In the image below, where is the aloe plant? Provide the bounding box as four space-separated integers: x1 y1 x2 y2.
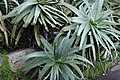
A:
3 0 69 46
19 31 93 80
59 0 120 61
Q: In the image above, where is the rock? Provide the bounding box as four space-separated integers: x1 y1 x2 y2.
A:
109 60 120 72
7 48 35 72
0 56 2 67
110 65 120 72
118 61 120 65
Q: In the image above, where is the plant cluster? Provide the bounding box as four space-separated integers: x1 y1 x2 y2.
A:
0 0 120 80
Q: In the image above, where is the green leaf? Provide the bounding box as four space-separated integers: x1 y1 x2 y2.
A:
94 28 106 49
23 7 35 27
90 34 96 61
74 54 94 67
3 0 8 12
15 27 24 45
15 7 31 24
101 9 114 19
102 20 120 25
71 17 87 24
40 62 51 80
57 31 76 57
61 31 76 56
83 0 91 11
40 36 54 53
58 2 83 17
99 30 116 51
18 1 38 13
62 24 76 31
79 3 89 19
68 47 79 54
45 5 69 22
44 17 56 28
91 27 100 52
81 35 88 57
69 63 84 79
80 23 90 48
102 30 119 40
23 58 49 71
59 67 69 80
34 24 41 46
109 0 120 4
45 7 68 23
80 44 93 50
61 65 79 80
40 6 57 25
38 17 42 25
40 13 47 30
50 64 59 80
20 51 48 61
54 33 63 44
10 25 17 43
102 37 111 51
32 5 41 24
77 22 88 36
91 0 104 20
2 4 21 19
12 0 19 5
30 68 39 79
107 28 120 35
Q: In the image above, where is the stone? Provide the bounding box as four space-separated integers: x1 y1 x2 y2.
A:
110 65 120 72
109 60 120 72
0 56 2 67
7 48 35 72
118 61 120 65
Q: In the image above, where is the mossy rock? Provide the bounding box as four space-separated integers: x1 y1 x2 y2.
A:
0 50 27 80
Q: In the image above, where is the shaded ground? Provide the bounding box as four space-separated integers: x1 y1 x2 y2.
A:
95 69 120 80
95 60 120 80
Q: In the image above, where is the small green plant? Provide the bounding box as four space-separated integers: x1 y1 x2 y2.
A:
83 61 112 80
19 31 94 80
